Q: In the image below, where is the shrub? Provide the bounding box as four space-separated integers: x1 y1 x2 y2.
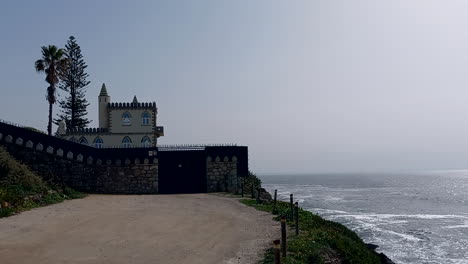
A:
0 147 49 206
0 146 85 217
241 170 262 192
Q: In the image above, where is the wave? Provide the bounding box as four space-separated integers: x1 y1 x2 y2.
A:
443 221 468 229
309 208 468 221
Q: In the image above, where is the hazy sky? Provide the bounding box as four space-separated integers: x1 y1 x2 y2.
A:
2 1 468 174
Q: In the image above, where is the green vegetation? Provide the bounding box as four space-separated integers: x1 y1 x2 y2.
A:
241 170 262 193
0 147 85 218
34 45 68 135
22 126 46 134
54 36 91 129
240 199 380 264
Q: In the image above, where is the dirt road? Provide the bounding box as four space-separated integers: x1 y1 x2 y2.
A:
0 194 278 264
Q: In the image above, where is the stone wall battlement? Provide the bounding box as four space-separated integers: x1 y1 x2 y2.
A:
0 132 158 166
66 127 109 134
108 102 157 109
0 119 249 194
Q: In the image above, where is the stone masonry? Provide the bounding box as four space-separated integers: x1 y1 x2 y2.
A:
206 156 238 192
95 162 158 193
0 135 158 194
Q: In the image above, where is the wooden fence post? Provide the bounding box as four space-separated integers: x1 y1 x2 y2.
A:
289 194 294 220
295 202 299 235
273 189 278 214
281 216 287 257
273 239 281 264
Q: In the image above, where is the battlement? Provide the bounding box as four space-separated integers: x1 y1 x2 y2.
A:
108 102 157 109
66 127 109 134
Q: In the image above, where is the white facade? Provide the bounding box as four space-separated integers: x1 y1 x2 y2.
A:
59 84 164 148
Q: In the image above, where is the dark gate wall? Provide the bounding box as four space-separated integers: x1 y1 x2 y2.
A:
157 150 206 194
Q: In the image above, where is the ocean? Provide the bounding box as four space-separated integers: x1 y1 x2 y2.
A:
261 171 468 264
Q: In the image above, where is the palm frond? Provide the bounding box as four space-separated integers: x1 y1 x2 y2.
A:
48 45 57 55
35 59 45 72
55 48 65 59
41 46 49 57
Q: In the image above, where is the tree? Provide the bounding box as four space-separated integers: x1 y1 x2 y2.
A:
35 45 68 136
54 36 91 129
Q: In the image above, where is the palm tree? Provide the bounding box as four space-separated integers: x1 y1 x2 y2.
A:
35 45 68 135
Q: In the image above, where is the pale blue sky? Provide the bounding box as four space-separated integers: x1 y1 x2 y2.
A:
2 1 468 174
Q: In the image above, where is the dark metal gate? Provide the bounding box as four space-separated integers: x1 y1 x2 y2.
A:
157 150 207 194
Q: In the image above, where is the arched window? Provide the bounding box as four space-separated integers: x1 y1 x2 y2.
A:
141 136 151 148
93 137 104 148
69 137 77 143
122 111 132 126
122 136 132 148
79 137 88 145
141 112 150 125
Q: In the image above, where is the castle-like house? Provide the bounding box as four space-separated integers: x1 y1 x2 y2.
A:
58 84 164 148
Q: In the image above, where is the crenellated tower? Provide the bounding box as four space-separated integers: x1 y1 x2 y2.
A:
98 83 110 128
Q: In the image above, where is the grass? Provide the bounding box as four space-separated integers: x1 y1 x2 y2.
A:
240 198 381 264
0 146 86 218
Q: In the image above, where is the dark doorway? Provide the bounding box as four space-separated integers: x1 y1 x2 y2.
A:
157 150 207 194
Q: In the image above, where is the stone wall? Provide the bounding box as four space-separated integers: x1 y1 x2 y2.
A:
0 131 158 194
95 161 158 194
206 156 238 192
0 121 249 194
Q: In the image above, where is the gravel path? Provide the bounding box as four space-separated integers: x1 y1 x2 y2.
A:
0 194 278 264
